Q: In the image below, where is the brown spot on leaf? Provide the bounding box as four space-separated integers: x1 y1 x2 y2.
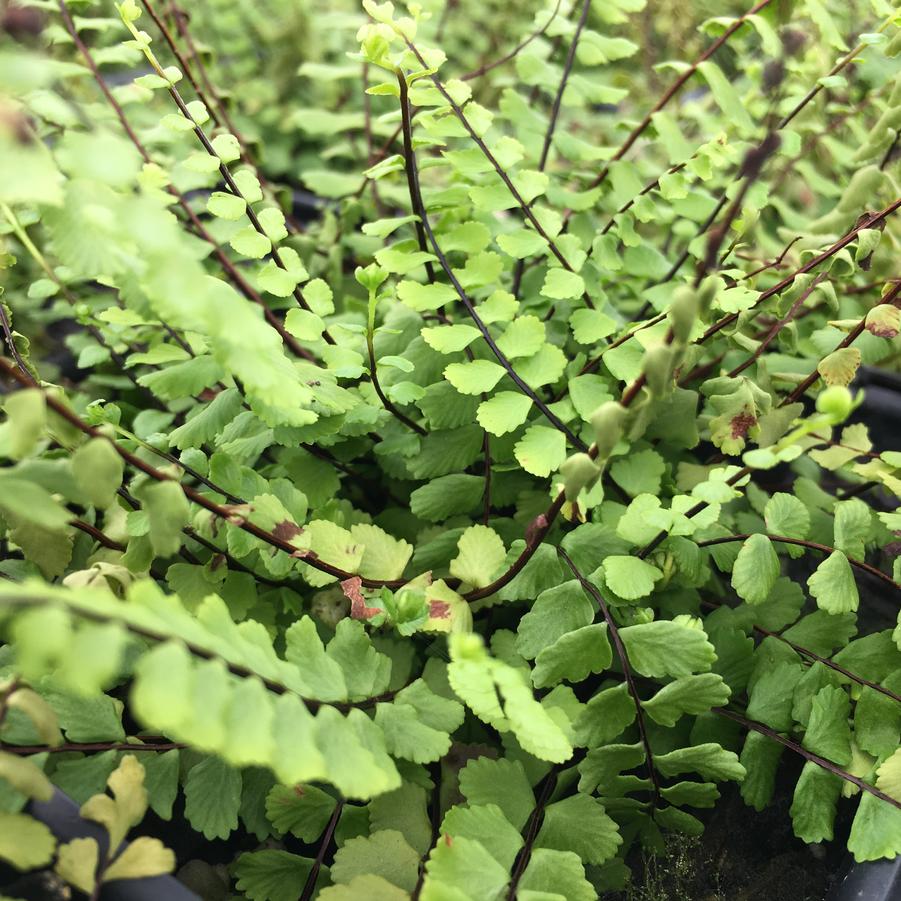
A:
342 577 380 620
429 600 451 620
868 324 899 338
730 410 757 439
272 520 303 542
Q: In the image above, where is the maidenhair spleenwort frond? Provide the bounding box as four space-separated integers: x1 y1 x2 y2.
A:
1 0 901 896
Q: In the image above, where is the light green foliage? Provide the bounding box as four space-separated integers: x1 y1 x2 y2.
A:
0 0 899 896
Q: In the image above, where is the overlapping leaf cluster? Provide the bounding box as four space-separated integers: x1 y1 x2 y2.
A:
0 0 900 897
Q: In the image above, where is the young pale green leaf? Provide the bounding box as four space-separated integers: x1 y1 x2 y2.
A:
697 60 754 133
495 315 546 359
4 388 45 459
318 876 407 900
542 267 585 300
444 359 506 395
764 493 810 542
570 309 617 345
0 811 56 870
207 191 246 220
808 551 859 614
731 534 780 604
72 438 124 508
477 391 533 436
449 525 506 589
55 838 99 894
514 424 566 478
230 227 271 259
0 750 54 801
135 480 190 558
397 280 457 312
833 499 872 559
420 323 481 354
602 556 663 600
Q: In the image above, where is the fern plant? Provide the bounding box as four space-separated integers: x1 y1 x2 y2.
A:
0 0 900 898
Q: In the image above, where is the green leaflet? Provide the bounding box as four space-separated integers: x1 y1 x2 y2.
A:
534 794 621 865
234 850 321 901
808 550 859 614
602 556 663 600
448 635 572 763
477 391 533 436
641 673 731 728
409 473 485 521
514 424 567 477
449 524 506 588
459 757 535 832
731 533 781 604
532 624 612 688
2 0 900 889
619 620 717 679
440 803 523 870
331 830 419 892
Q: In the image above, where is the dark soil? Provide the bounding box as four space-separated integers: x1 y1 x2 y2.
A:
612 782 850 901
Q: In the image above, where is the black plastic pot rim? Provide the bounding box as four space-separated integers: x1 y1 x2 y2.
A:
827 855 901 901
26 789 199 901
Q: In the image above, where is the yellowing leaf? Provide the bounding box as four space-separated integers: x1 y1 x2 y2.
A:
104 837 176 882
450 525 506 589
444 359 506 395
542 268 585 300
0 812 56 870
818 347 861 387
514 424 566 477
55 837 99 893
477 392 532 436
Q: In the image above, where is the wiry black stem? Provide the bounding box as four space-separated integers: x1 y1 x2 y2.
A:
396 73 588 453
299 801 344 901
559 548 663 808
715 706 901 810
402 38 594 308
506 769 558 899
